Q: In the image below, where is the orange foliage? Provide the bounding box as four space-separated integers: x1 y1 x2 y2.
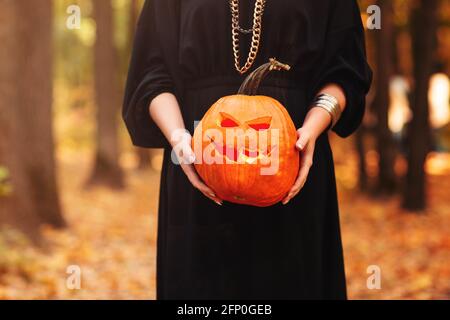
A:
0 145 449 299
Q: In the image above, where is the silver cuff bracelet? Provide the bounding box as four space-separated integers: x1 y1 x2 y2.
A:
311 93 342 129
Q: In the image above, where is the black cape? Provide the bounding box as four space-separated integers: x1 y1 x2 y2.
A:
123 0 372 299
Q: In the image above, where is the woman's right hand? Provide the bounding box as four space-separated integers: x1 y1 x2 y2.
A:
173 133 223 206
148 93 222 205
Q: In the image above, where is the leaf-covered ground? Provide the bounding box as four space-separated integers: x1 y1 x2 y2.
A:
0 148 449 300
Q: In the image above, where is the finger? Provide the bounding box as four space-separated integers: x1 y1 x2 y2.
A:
198 186 223 205
201 192 223 206
282 171 305 205
296 130 310 151
196 181 221 201
282 177 303 205
281 174 305 205
177 138 222 205
281 186 300 205
181 163 199 180
296 156 313 190
282 155 313 205
187 171 223 205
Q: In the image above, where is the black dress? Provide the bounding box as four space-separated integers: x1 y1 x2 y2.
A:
123 0 372 299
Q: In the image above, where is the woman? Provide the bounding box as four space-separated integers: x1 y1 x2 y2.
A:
123 0 372 299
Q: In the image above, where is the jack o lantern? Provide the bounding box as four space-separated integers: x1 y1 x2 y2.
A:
192 59 299 207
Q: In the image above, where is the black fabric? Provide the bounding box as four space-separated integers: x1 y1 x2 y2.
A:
123 0 372 299
122 0 181 148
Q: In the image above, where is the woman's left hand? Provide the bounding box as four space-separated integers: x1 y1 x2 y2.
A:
282 127 316 205
281 84 346 205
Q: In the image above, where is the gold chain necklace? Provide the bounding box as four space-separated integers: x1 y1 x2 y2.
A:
229 0 267 75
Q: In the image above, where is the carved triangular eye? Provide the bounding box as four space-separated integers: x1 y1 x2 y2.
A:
219 112 240 127
246 116 272 130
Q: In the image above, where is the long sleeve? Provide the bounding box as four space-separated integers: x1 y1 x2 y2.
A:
309 0 373 138
122 0 176 148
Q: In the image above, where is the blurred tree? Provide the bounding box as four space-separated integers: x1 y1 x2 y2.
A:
136 148 152 170
0 167 11 197
354 130 367 190
403 0 439 211
87 0 125 189
354 0 374 192
0 0 65 237
373 0 398 194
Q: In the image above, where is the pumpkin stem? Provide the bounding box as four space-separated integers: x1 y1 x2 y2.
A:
238 58 291 95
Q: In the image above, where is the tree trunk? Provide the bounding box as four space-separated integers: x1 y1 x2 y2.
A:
0 0 65 238
88 0 125 189
355 128 368 191
373 0 397 195
136 148 151 170
402 0 438 211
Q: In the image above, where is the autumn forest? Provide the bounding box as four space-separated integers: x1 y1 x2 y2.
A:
0 0 449 299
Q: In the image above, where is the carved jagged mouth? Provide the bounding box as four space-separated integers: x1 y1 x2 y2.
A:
209 139 277 164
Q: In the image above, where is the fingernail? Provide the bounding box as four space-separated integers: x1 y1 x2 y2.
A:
296 143 304 150
209 193 216 198
215 200 223 206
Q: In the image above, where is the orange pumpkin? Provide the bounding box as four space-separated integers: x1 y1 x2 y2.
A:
192 59 299 207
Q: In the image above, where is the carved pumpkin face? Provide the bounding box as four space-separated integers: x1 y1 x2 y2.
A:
210 109 275 163
192 94 299 207
192 59 299 207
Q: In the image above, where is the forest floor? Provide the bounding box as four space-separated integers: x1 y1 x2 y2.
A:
0 146 449 300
